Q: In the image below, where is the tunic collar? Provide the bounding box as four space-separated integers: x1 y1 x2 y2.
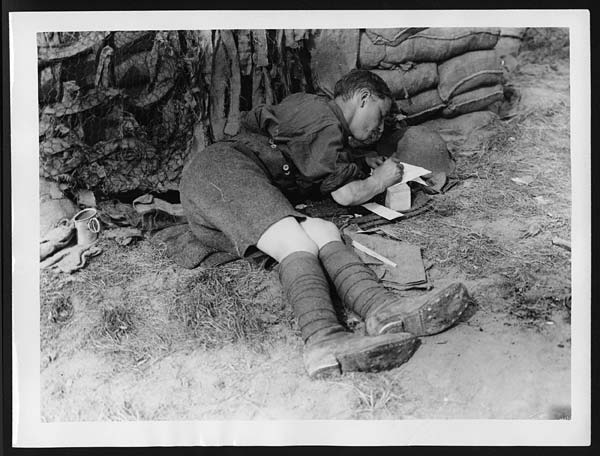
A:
327 99 352 139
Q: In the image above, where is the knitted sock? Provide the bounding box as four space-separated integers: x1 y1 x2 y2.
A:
318 240 394 318
279 251 344 343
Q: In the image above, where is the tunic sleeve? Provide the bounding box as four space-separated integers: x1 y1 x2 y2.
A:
287 123 367 195
240 104 279 137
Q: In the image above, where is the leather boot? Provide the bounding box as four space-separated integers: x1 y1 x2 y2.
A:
364 282 471 336
318 241 471 337
303 330 419 379
279 251 419 378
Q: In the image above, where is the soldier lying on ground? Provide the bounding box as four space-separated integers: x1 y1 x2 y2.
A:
181 70 469 378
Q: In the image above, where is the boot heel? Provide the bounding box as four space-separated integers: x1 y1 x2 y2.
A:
337 335 419 373
303 332 419 379
303 348 341 379
367 283 471 337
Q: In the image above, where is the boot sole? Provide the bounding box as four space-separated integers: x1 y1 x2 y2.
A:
370 283 471 337
304 333 419 379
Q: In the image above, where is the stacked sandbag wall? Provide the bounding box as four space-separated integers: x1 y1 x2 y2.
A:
357 27 527 125
494 27 527 57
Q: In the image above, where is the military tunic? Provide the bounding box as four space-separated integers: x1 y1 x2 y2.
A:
180 93 369 258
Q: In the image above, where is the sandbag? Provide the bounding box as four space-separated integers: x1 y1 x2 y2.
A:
442 84 504 118
395 89 446 124
391 125 455 175
364 28 427 46
358 32 386 68
371 63 438 98
500 28 527 39
437 50 503 102
495 36 522 57
383 28 500 65
311 29 360 97
494 28 526 57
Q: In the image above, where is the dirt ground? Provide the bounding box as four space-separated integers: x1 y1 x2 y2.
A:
40 34 572 421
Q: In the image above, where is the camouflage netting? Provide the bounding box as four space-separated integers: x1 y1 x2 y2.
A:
38 28 526 196
38 29 313 195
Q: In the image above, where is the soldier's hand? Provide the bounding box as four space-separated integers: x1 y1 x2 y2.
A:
371 156 404 189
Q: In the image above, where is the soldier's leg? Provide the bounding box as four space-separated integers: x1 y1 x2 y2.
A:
257 216 418 378
299 217 471 337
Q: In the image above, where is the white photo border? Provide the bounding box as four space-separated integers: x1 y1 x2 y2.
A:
10 9 591 447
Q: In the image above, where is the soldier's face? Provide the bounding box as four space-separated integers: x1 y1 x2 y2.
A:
349 94 392 144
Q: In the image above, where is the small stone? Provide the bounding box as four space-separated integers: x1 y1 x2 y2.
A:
511 175 535 186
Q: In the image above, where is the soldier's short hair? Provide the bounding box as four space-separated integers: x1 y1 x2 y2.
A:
333 69 392 101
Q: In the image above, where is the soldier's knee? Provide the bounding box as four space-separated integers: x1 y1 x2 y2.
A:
300 217 342 249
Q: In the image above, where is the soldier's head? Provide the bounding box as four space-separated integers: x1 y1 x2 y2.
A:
334 70 393 144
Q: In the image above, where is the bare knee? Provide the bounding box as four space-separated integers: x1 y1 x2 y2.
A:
300 217 342 249
256 217 318 262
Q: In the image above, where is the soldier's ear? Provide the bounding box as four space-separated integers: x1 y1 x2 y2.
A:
358 88 371 107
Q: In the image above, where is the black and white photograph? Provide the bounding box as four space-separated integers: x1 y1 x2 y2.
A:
7 8 590 448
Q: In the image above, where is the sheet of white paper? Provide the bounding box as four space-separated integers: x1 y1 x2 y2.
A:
361 202 403 220
399 162 431 184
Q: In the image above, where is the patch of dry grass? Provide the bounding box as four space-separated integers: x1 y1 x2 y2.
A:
328 372 412 419
41 240 170 368
169 261 293 350
383 205 518 280
99 306 136 342
40 269 101 369
41 235 295 373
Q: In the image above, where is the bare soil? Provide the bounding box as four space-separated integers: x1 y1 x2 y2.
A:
40 44 572 421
